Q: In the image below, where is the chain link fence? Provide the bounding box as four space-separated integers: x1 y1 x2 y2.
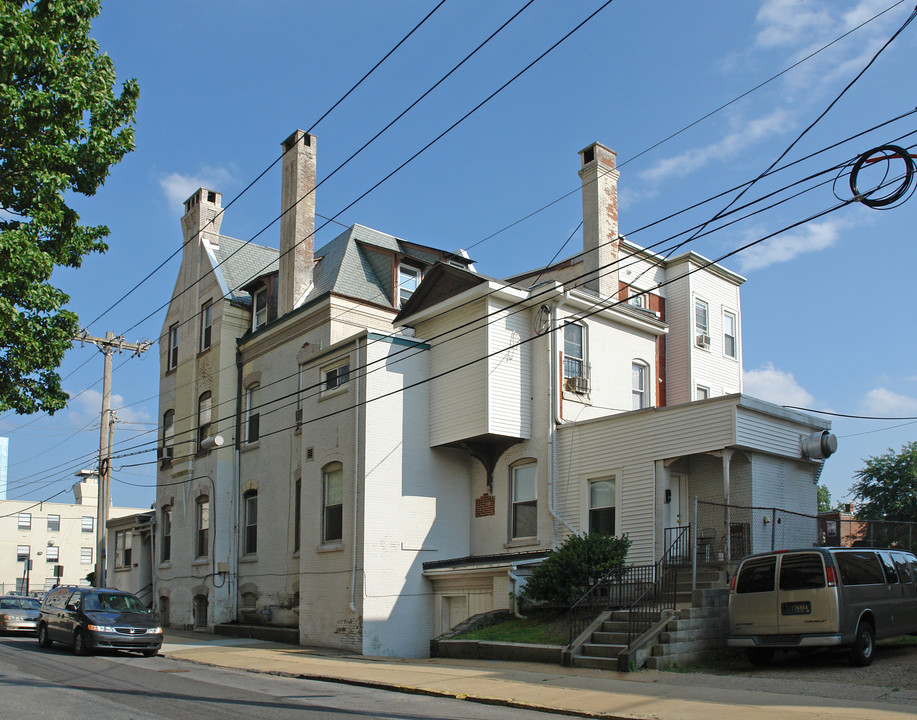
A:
819 517 917 553
695 500 818 561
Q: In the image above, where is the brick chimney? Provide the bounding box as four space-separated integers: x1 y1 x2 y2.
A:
578 142 619 299
278 129 316 315
181 188 223 247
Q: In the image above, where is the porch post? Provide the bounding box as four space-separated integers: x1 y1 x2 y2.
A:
722 449 733 560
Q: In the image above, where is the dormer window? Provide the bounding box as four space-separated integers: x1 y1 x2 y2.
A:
253 287 268 330
398 264 421 308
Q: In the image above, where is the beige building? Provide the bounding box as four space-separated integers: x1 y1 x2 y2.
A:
1 471 147 595
153 134 836 657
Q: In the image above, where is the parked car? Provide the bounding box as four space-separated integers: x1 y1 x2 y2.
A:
37 586 162 657
728 547 917 666
0 595 41 634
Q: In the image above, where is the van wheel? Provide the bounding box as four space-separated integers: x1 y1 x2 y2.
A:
73 629 89 656
851 622 875 666
37 623 52 649
747 648 775 667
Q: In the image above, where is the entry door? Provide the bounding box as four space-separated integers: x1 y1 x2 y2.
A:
664 474 689 529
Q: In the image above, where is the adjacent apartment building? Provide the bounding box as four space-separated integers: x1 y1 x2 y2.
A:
154 132 835 656
1 470 147 595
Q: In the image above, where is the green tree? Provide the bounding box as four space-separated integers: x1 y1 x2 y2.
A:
0 0 138 414
817 484 832 513
521 533 631 607
849 441 917 522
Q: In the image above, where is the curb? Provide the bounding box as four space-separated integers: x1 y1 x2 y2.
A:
160 652 652 720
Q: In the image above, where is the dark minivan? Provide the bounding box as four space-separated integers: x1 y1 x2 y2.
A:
37 586 162 657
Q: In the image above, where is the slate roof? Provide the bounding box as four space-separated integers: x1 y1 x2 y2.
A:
212 235 278 304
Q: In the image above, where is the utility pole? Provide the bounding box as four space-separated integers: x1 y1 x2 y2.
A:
76 330 151 588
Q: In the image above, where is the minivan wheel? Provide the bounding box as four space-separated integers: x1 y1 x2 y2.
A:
37 624 52 649
73 629 89 656
851 622 875 667
747 648 775 667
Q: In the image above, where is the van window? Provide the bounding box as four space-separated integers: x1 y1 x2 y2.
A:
835 551 885 586
892 552 913 584
878 553 899 584
736 556 776 593
779 552 825 590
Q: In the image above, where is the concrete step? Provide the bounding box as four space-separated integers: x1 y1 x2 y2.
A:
592 631 628 645
574 654 620 670
582 642 625 658
600 620 629 633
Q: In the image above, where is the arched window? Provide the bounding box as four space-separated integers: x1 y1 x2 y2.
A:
162 409 174 462
243 490 258 555
322 463 343 544
197 391 212 449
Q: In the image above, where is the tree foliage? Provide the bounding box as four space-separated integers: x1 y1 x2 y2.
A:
0 0 138 414
849 441 917 522
521 533 631 607
817 484 832 514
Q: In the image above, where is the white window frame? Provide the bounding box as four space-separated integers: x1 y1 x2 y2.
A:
16 545 29 562
200 300 213 352
628 291 646 309
161 506 172 563
322 359 350 397
45 545 59 563
695 298 710 348
115 529 132 569
562 322 589 394
196 496 210 559
18 513 31 530
168 323 179 370
588 477 617 536
252 287 268 331
244 384 260 444
243 491 258 555
47 514 60 532
398 264 421 308
696 385 710 401
723 310 738 359
322 464 343 545
197 391 213 450
81 547 93 564
82 516 94 533
510 462 538 540
632 361 649 409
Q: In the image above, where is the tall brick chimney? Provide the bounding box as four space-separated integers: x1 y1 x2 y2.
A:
181 188 223 247
278 130 316 315
578 142 619 299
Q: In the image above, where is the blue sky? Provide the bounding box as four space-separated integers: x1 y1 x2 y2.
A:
2 0 916 512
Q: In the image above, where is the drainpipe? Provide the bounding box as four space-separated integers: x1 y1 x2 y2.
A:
350 338 361 613
232 348 243 621
508 565 526 619
547 297 578 544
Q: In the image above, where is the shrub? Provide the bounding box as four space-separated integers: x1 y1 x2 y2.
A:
521 533 631 607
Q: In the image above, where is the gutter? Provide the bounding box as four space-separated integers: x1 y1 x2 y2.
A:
547 297 578 543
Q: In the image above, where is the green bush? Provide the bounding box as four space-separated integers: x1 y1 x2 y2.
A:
521 533 631 607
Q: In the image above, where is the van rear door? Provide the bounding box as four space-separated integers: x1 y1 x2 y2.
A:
776 552 838 635
730 554 779 636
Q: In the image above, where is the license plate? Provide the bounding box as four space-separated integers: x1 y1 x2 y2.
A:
781 601 811 616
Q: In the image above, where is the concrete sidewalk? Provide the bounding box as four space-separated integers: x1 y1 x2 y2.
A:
158 630 916 720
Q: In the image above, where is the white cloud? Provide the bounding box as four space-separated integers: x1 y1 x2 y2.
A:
68 389 152 426
160 166 235 209
862 387 917 416
744 362 816 407
639 109 791 185
734 219 843 273
755 0 832 49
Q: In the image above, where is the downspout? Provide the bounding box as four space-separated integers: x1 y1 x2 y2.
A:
548 297 578 544
350 338 361 613
508 565 525 619
232 348 243 621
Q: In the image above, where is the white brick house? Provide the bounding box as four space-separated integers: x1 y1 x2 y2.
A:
154 134 834 656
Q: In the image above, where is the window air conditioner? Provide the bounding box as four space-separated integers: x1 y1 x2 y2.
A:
294 408 303 428
695 334 711 349
158 446 174 460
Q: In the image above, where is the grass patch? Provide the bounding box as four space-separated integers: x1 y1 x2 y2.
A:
451 608 569 645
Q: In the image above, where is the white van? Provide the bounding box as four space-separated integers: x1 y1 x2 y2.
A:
727 547 917 666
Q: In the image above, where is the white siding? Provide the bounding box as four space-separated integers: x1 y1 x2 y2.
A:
486 303 531 438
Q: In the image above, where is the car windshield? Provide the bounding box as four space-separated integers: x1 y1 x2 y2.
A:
1 597 40 610
83 592 147 613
